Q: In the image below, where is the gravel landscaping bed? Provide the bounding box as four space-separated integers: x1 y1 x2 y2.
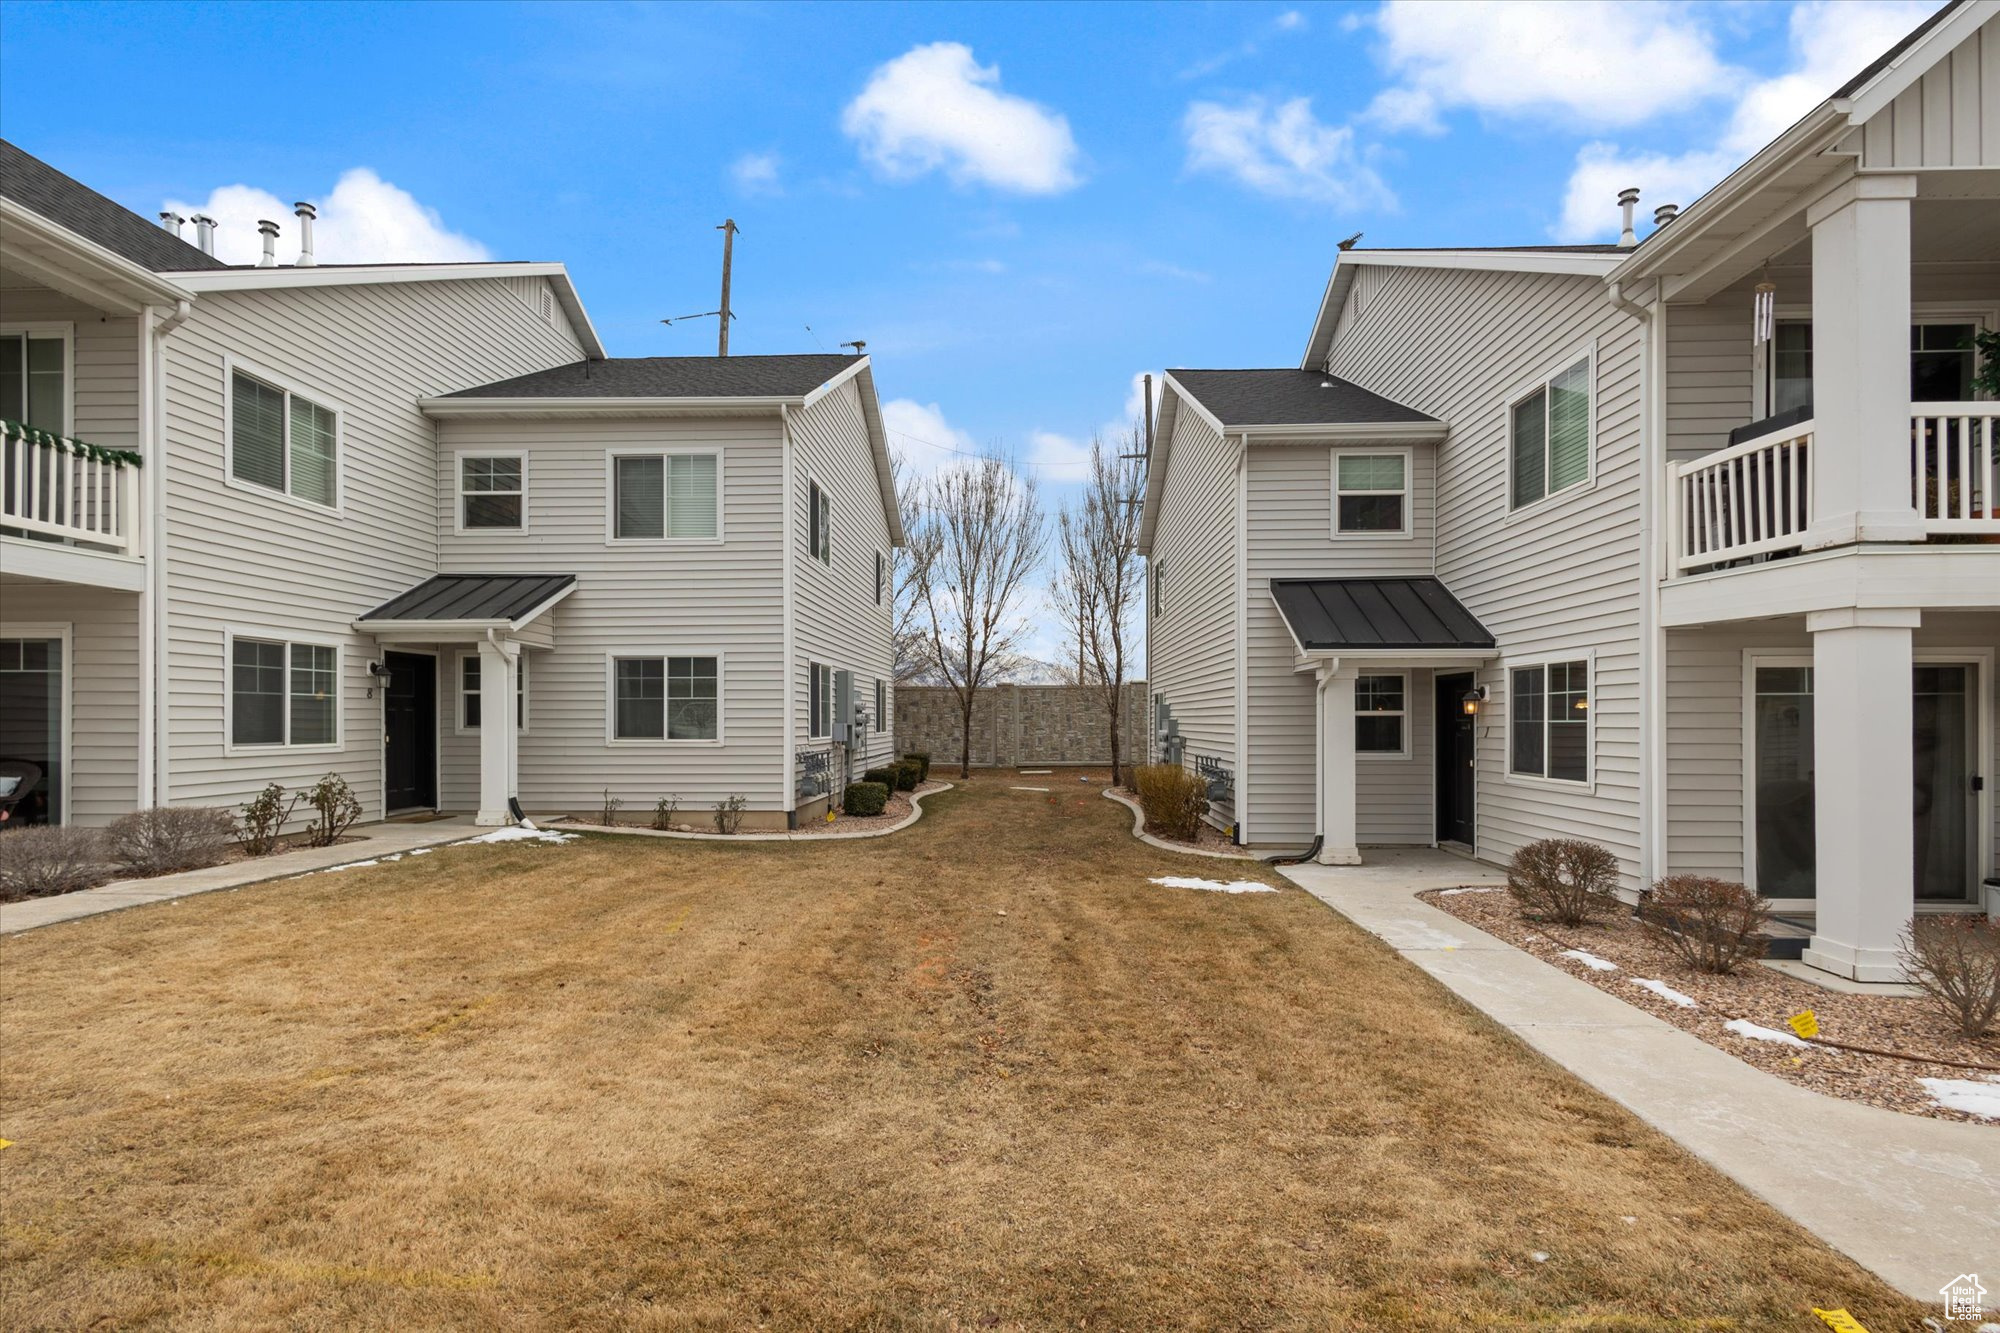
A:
792 780 946 835
1108 787 1255 858
1422 886 2000 1125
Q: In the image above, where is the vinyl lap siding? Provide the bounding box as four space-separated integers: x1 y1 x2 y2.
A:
789 378 897 782
159 277 586 820
437 415 787 813
1149 405 1238 795
1328 264 1648 884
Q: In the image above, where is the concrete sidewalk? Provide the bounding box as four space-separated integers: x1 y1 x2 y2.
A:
0 817 477 936
1278 849 1997 1305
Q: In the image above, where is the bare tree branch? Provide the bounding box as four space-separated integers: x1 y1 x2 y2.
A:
1050 427 1145 784
889 455 938 684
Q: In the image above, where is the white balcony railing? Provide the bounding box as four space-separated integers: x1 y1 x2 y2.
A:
1912 403 1999 536
2 420 141 557
1670 416 1813 574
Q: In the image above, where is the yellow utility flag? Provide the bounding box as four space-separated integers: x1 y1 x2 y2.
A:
1788 1010 1820 1039
1810 1308 1869 1332
0 1138 12 1150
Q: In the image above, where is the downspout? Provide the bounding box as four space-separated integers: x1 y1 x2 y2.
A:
1231 433 1249 843
1608 277 1666 886
779 403 798 829
144 298 192 807
1266 665 1329 865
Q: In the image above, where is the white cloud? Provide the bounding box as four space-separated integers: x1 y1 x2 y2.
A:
730 151 782 196
1183 96 1394 209
164 168 488 267
882 398 980 477
1027 430 1094 484
1359 87 1444 136
1368 1 1736 129
1275 10 1307 32
1138 259 1211 283
842 42 1083 194
1553 0 1941 240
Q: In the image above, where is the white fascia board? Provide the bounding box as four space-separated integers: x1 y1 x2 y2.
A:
1339 249 1627 276
1841 0 1998 124
419 394 795 417
1161 372 1227 436
798 354 869 408
1139 376 1207 555
0 199 196 310
798 356 903 546
169 261 607 358
1658 545 2000 627
1299 255 1355 371
1290 647 1498 673
1239 421 1446 443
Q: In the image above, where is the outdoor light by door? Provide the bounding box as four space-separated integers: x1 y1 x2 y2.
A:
1460 685 1487 716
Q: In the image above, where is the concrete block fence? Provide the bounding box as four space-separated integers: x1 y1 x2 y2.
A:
894 683 1149 768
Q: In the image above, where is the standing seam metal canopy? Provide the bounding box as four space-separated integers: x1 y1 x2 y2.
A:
1270 577 1494 652
358 573 576 624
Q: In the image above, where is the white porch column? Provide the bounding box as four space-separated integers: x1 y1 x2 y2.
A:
1805 174 1922 550
474 638 520 826
1800 607 1918 982
1316 664 1361 866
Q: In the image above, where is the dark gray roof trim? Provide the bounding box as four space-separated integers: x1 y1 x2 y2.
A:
0 140 229 273
446 353 862 400
1271 577 1494 652
1169 369 1436 429
360 573 575 624
1834 0 1961 96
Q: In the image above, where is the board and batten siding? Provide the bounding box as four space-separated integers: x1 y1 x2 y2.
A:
437 414 788 813
1327 263 1649 885
789 376 898 782
1243 441 1437 847
1147 402 1239 795
1856 15 2000 169
157 276 586 820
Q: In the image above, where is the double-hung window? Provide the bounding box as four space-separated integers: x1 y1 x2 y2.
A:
0 328 68 431
231 369 337 507
1509 354 1591 510
460 653 527 730
1766 318 1983 409
1509 659 1589 783
611 655 718 741
1152 561 1165 616
809 481 831 564
460 454 524 530
1333 451 1410 535
612 452 718 540
874 550 885 604
231 635 337 748
809 662 833 738
1354 674 1407 755
874 678 887 733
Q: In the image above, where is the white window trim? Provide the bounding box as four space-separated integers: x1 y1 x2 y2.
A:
874 678 888 734
874 549 885 605
807 477 831 566
1330 446 1415 540
454 649 530 735
222 626 344 755
1355 670 1412 761
807 661 835 739
0 322 75 434
454 450 529 535
221 355 344 515
1502 341 1597 519
603 650 725 747
1501 648 1595 792
603 447 725 546
1153 560 1165 617
0 620 73 825
1760 305 2000 411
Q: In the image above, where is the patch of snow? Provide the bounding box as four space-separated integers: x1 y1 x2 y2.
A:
1629 978 1698 1008
1530 1251 1550 1263
1559 948 1619 972
324 858 380 872
1148 875 1278 895
1919 1076 2000 1120
1723 1018 1811 1049
461 825 579 846
1436 886 1498 896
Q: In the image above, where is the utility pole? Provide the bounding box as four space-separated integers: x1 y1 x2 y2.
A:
716 219 738 357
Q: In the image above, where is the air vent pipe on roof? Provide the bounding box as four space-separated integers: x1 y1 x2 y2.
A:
192 215 216 255
293 201 317 267
159 211 185 237
257 219 280 267
1653 203 1679 228
1617 188 1640 247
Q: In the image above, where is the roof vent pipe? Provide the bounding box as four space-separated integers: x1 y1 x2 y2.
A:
293 201 317 267
257 219 280 267
1617 188 1640 247
1653 203 1679 228
159 211 185 237
192 215 217 256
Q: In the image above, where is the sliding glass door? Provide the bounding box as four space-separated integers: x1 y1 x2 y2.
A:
0 636 64 825
1914 665 1977 902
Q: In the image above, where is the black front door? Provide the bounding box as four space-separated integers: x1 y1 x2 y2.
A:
383 651 436 812
1435 673 1476 846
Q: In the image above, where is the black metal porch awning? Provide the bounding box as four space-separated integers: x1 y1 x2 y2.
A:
356 573 576 628
1270 577 1494 653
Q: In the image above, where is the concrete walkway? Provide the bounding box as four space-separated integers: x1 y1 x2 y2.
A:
0 817 478 936
1278 849 1998 1305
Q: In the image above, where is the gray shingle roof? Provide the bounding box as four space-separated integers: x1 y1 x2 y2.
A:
359 573 575 624
1169 369 1436 429
0 140 229 273
1271 578 1494 652
445 354 862 399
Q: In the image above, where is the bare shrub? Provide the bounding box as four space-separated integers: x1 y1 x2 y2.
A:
1637 875 1770 975
1506 839 1620 926
106 806 236 877
0 825 107 900
237 783 299 857
713 795 748 835
651 795 680 831
599 790 623 827
302 774 362 848
1130 763 1208 842
1901 917 2000 1039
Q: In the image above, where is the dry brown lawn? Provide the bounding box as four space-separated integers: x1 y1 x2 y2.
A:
1 773 1929 1331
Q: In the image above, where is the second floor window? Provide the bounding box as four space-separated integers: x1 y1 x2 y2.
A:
613 452 718 540
461 455 524 529
809 481 831 564
875 550 885 604
1334 451 1409 535
1509 355 1590 511
0 330 66 431
232 370 337 507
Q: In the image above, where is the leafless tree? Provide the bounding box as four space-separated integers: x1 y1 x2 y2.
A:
1051 427 1145 784
890 456 938 684
910 454 1047 778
